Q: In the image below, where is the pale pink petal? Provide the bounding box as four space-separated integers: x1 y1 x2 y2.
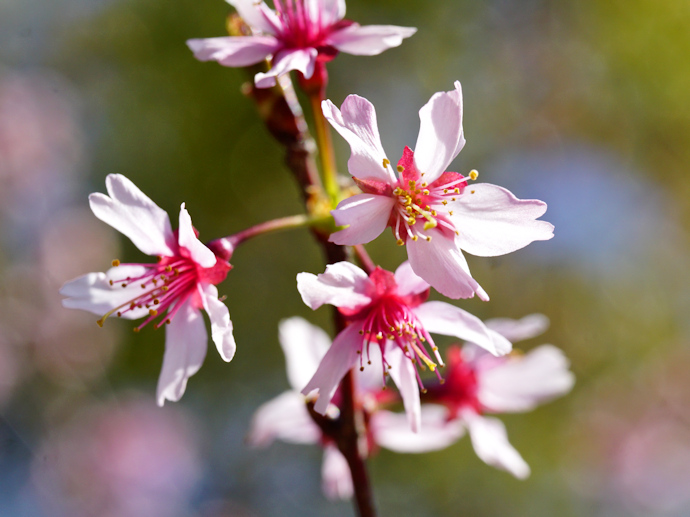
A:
322 96 397 183
385 342 421 432
451 183 554 257
255 48 318 88
478 345 575 413
297 262 371 311
394 261 429 297
227 0 279 34
328 24 417 56
372 406 465 453
186 36 280 67
406 229 489 301
319 0 346 25
465 411 530 479
89 174 175 257
413 83 464 184
156 300 207 406
178 204 216 268
301 321 363 414
414 301 511 356
355 339 384 393
279 317 331 392
321 445 353 500
329 194 395 245
248 391 321 447
199 284 236 362
485 314 549 343
60 265 150 320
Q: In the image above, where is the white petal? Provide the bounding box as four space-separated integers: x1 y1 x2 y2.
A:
200 284 236 362
178 204 216 268
60 265 150 320
186 36 280 67
465 412 530 479
279 317 331 392
385 343 421 433
413 83 464 183
255 48 318 88
301 321 363 415
89 174 175 257
329 194 395 245
406 229 489 301
372 406 464 453
248 391 321 447
451 183 554 257
478 345 575 413
328 24 417 56
297 262 371 311
394 261 429 297
414 301 511 356
321 445 353 500
485 314 550 343
322 96 397 183
227 0 278 34
156 300 207 406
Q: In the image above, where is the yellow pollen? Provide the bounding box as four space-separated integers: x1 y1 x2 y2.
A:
165 266 172 272
451 197 456 201
406 206 413 213
397 165 404 173
454 188 460 194
415 189 421 194
469 169 478 180
161 286 169 292
425 236 432 242
442 200 448 205
471 190 475 194
149 309 158 316
382 158 390 169
396 238 404 246
443 189 448 194
96 318 105 328
431 210 437 216
109 280 114 286
421 182 428 188
412 235 418 241
422 189 429 195
408 218 416 225
111 259 120 267
133 327 140 333
404 196 412 206
408 180 416 188
449 211 454 215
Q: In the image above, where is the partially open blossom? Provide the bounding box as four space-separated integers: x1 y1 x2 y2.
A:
376 315 574 478
296 261 511 431
60 174 236 406
322 82 554 300
187 0 416 89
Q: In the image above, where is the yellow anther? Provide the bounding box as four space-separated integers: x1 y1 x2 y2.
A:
406 206 413 213
451 197 456 201
449 211 454 216
109 280 114 286
161 286 169 292
397 165 404 173
422 189 430 195
408 180 416 188
469 169 478 180
149 309 158 316
439 378 446 384
96 318 105 328
360 366 365 371
431 210 437 216
408 218 416 225
421 388 428 394
141 284 146 289
471 190 475 194
382 158 390 169
415 189 421 194
166 319 171 325
359 330 364 335
443 189 448 194
411 235 418 241
111 259 120 267
404 196 412 206
116 311 122 317
133 327 140 333
423 219 437 231
153 299 160 305
454 188 460 194
421 182 428 188
165 266 172 272
121 283 127 288
425 236 432 242
442 200 448 205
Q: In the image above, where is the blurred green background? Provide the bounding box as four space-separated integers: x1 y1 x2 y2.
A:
1 0 689 515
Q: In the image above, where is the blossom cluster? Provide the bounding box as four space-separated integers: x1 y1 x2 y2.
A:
59 0 574 507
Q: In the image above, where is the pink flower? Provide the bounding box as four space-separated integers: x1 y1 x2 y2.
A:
322 82 554 300
60 174 236 406
296 261 511 431
376 315 574 478
187 0 416 89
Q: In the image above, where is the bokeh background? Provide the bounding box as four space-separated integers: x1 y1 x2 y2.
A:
1 0 689 515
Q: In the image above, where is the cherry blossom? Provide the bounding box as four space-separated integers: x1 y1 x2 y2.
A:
376 314 575 478
187 0 416 89
322 82 554 300
296 261 511 431
60 174 235 406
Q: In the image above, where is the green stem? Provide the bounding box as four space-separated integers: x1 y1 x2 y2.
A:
310 92 340 206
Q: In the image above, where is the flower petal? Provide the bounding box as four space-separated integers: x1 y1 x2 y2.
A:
200 283 236 362
385 342 421 432
406 229 489 301
227 0 279 34
413 82 464 183
372 405 465 453
156 300 207 406
322 445 353 500
255 48 318 88
89 174 175 257
485 314 549 343
322 96 397 183
301 321 363 415
248 391 321 447
186 36 280 67
279 317 331 392
329 194 395 245
328 24 417 56
414 301 511 356
60 265 150 320
465 411 530 479
297 262 371 311
451 183 554 257
394 261 429 297
478 345 575 413
178 204 216 268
